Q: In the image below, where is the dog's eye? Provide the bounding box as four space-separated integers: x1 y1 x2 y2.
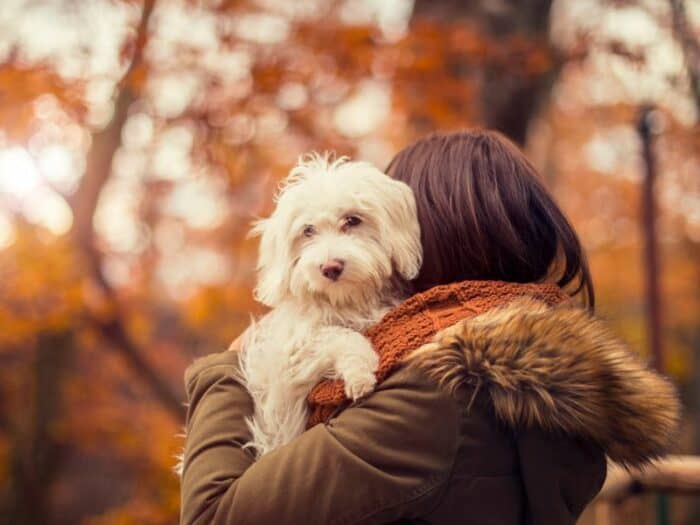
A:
344 216 362 228
303 225 316 238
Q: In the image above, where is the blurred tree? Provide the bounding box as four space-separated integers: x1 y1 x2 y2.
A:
0 0 698 523
669 0 700 111
68 0 184 419
413 0 558 144
6 333 73 525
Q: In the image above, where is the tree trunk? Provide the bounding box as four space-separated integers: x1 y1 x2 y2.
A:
4 333 72 525
70 0 184 420
412 0 557 145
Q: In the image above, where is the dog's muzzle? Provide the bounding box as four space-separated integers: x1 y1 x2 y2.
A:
320 259 345 281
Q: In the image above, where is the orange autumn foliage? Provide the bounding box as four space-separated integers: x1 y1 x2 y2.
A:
0 1 699 524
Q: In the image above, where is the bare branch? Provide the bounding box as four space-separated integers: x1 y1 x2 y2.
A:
669 0 700 113
71 0 156 238
70 0 184 421
95 317 185 420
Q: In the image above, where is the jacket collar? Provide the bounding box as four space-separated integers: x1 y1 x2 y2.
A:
307 280 569 427
408 297 681 467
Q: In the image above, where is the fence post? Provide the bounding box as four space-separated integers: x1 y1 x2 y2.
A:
637 105 664 372
637 105 669 525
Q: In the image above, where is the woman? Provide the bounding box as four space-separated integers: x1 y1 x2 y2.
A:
180 130 680 525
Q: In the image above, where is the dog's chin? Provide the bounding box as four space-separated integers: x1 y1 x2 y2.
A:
309 279 358 302
297 276 380 308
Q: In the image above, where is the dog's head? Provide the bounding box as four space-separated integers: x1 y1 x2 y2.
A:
251 154 422 308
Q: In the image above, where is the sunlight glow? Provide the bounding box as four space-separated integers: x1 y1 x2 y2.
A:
0 211 16 249
36 144 80 193
151 125 195 180
0 146 42 197
157 245 231 299
23 186 73 235
0 146 75 235
94 175 148 253
162 177 228 230
340 0 414 41
333 80 391 138
233 13 290 44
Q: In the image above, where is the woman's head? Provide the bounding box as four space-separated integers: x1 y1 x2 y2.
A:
387 129 594 308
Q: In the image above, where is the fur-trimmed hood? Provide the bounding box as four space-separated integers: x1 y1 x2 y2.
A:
409 298 681 467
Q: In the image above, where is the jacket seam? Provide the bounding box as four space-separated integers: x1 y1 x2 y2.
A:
327 371 461 525
417 386 464 519
319 422 448 525
457 472 518 479
186 363 240 392
331 472 446 525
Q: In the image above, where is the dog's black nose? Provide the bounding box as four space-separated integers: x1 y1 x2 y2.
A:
321 259 344 281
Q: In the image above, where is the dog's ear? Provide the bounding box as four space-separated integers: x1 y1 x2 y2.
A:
378 178 423 280
251 154 321 307
250 212 291 307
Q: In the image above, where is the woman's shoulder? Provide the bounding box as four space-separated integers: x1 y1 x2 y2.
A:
184 347 241 392
405 296 681 469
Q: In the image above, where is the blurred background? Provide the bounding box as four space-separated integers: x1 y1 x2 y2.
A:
0 0 698 523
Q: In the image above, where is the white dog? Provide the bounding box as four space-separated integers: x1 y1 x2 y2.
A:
238 153 422 458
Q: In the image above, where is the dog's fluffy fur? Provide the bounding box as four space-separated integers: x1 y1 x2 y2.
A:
239 154 422 457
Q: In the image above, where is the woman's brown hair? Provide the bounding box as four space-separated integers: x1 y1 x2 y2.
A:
386 129 595 308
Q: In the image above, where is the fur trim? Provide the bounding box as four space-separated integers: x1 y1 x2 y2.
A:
407 298 681 467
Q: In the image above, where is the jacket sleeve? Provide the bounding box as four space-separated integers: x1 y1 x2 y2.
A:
516 428 606 525
179 350 461 525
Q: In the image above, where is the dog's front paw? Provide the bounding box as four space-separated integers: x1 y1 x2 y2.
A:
344 371 377 401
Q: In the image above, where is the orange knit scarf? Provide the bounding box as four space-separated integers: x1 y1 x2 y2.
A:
306 279 570 427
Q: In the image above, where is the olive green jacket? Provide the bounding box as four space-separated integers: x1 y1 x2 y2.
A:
180 299 680 525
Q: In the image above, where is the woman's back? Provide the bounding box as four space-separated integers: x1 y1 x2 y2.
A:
181 130 679 524
181 282 677 525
